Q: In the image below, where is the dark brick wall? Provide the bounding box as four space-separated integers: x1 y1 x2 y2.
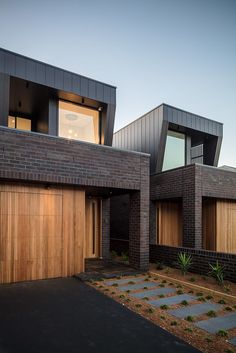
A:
150 244 236 282
0 127 148 190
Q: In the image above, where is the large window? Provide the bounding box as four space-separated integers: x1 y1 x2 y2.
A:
162 130 185 171
59 101 99 143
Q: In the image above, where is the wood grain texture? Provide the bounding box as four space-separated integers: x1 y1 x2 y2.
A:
0 183 85 283
216 200 236 254
156 201 182 247
202 199 216 251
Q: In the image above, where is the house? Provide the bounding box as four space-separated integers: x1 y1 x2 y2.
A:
0 48 150 283
112 104 236 281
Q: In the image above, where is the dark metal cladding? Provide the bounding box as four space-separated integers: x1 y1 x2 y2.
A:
113 103 223 173
0 47 116 146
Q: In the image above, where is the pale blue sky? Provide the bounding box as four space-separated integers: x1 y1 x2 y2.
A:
0 0 235 166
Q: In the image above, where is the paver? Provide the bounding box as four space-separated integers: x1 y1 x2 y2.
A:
169 303 221 318
195 312 236 333
104 277 146 286
130 287 175 298
229 337 236 346
149 294 196 307
119 282 158 291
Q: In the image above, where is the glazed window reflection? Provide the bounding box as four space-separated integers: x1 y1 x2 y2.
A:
59 101 99 143
162 130 185 171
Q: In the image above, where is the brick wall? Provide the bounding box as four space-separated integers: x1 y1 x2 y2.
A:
0 127 148 190
150 244 236 282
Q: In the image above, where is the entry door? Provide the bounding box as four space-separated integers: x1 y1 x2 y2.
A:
85 198 100 258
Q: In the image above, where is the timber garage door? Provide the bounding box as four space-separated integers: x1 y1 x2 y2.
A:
0 184 85 284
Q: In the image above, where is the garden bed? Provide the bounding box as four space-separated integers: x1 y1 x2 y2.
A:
90 271 236 353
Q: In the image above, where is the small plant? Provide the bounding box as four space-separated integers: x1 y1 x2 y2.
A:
205 295 213 300
185 316 194 322
143 286 148 290
125 298 131 302
224 349 234 353
177 252 193 275
156 261 164 270
160 304 169 310
162 280 167 284
143 297 149 301
184 327 193 333
99 285 103 288
177 290 184 295
159 294 165 298
188 290 194 294
159 284 165 287
121 251 129 262
111 291 115 294
154 276 159 280
110 250 117 259
169 282 173 286
128 281 135 285
176 284 182 289
218 299 226 304
104 288 109 292
189 277 195 282
126 290 130 293
146 308 154 314
119 294 125 299
160 315 166 320
112 283 118 287
208 261 225 285
181 300 189 306
217 329 228 337
197 296 206 302
144 278 149 282
225 306 233 311
207 310 217 317
171 321 178 326
196 292 203 297
205 337 213 343
135 303 142 308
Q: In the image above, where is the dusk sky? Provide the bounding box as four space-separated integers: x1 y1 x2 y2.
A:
0 0 235 166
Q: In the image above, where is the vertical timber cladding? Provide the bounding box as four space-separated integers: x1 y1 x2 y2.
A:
0 183 85 284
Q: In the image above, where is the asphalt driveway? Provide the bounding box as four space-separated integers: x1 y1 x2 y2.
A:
0 278 200 353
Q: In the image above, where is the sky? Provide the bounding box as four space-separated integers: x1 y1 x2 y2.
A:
0 0 235 166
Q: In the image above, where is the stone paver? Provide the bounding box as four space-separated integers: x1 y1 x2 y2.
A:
130 287 175 299
119 282 158 292
229 337 236 346
169 303 221 318
195 312 236 333
104 277 146 286
149 294 196 307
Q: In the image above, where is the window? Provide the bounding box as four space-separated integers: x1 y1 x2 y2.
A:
59 101 99 143
8 116 31 131
162 130 185 171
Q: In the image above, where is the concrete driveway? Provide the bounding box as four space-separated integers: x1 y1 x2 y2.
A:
0 278 200 353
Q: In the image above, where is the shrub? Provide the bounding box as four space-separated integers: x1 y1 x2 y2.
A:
159 294 165 298
160 315 166 320
119 294 125 299
128 281 135 285
218 299 226 305
225 306 232 311
112 283 118 287
143 286 148 290
208 261 225 285
197 297 206 302
205 295 213 300
177 252 192 275
135 303 142 308
171 321 178 326
181 300 189 306
205 337 213 343
217 330 228 337
177 290 184 295
156 261 164 270
189 277 195 282
121 251 129 262
162 280 167 284
126 290 130 293
207 310 217 317
110 250 117 259
143 297 149 301
188 290 194 294
146 308 154 314
160 304 169 310
196 292 203 297
185 316 194 322
184 328 193 332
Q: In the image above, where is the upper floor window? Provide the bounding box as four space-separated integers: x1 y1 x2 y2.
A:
8 116 31 131
162 130 185 171
59 101 99 143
